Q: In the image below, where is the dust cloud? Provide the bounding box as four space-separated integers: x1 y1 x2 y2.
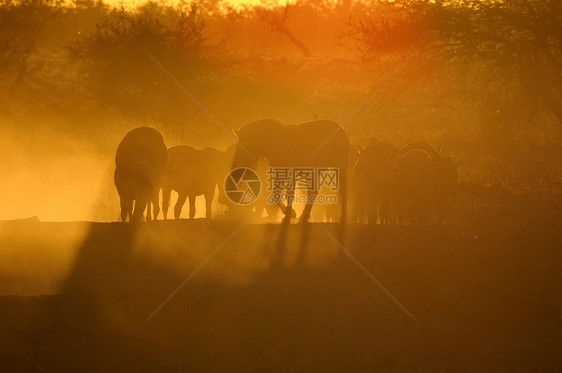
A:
1 0 561 371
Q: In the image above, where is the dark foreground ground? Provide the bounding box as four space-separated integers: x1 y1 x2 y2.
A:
1 196 562 372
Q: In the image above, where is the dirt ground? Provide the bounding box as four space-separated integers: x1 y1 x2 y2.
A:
1 195 561 372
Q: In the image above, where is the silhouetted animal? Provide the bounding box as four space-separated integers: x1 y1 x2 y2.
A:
161 146 226 219
398 142 459 223
252 156 283 220
350 139 399 224
217 143 237 207
311 144 360 223
232 119 350 223
395 149 434 224
217 145 282 220
114 127 168 222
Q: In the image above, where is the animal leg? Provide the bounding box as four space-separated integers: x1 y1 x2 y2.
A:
265 203 279 219
379 198 388 225
282 178 297 224
188 195 196 219
151 189 160 221
397 196 408 225
366 194 377 225
277 202 296 219
162 187 171 220
120 196 132 222
205 188 215 219
175 193 187 220
146 197 153 221
339 168 348 224
348 184 360 223
132 196 148 222
299 190 318 223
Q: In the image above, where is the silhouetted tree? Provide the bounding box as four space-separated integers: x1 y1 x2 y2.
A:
0 0 61 87
67 2 215 132
349 0 562 140
257 2 311 57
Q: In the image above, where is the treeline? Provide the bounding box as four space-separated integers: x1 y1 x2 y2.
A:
1 0 560 154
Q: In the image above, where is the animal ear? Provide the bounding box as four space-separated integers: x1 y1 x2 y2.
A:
232 129 240 138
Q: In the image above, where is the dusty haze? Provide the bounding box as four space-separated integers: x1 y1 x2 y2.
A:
1 1 561 371
1 0 561 221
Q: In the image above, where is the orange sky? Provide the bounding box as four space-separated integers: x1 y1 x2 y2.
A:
106 0 268 7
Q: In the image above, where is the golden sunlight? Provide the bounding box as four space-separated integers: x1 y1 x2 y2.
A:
1 0 561 371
